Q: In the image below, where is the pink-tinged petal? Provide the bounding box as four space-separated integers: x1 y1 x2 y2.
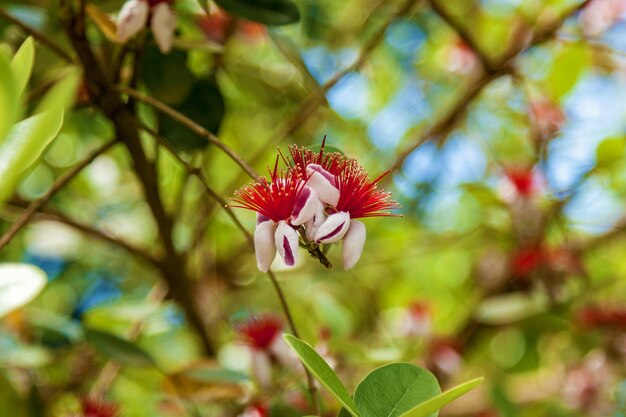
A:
269 336 302 371
306 164 340 206
274 221 299 267
314 211 350 244
291 186 318 226
305 199 326 241
254 220 276 272
342 219 366 270
257 212 270 225
117 0 149 42
151 3 176 53
250 349 272 388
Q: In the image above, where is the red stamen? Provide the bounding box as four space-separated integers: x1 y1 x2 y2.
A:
335 159 400 218
235 315 283 350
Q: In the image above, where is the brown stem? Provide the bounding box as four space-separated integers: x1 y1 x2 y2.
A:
0 8 74 63
60 1 215 356
140 122 321 414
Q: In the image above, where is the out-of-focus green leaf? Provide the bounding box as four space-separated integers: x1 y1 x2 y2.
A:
35 67 81 113
596 136 626 167
0 345 53 368
0 49 18 143
10 37 35 97
142 47 194 106
0 263 47 318
353 363 441 417
0 110 63 204
283 334 360 417
547 43 589 100
397 378 484 417
84 328 155 367
0 371 23 417
181 367 249 384
0 67 79 204
215 0 300 25
159 78 224 151
475 292 547 325
269 32 322 93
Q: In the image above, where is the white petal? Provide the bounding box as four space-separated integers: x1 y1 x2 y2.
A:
291 186 318 226
269 336 302 370
342 219 366 270
274 221 299 267
151 3 176 54
254 220 276 272
304 199 326 241
314 211 350 244
306 164 340 206
250 349 272 388
117 0 149 42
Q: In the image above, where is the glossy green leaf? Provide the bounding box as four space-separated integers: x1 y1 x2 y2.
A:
214 0 300 25
398 378 484 417
0 49 18 143
0 110 64 204
283 334 360 417
353 363 441 417
0 263 47 318
10 37 35 97
84 328 155 367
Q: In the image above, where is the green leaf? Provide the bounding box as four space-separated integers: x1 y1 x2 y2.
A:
84 328 155 367
214 0 300 25
0 263 47 318
596 136 626 167
181 368 249 384
0 110 64 204
398 378 484 417
283 334 360 417
35 67 81 113
10 37 35 97
0 49 18 143
475 292 547 325
159 78 225 151
353 363 441 417
547 43 589 100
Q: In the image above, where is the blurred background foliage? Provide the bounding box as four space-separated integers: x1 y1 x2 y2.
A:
0 0 626 416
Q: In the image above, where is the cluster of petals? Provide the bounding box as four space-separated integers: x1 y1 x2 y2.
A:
81 397 118 417
235 314 299 388
116 0 176 53
231 141 400 271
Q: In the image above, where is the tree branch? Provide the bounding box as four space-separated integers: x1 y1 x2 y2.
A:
4 201 158 266
0 8 75 63
0 140 118 252
117 85 260 180
60 1 215 355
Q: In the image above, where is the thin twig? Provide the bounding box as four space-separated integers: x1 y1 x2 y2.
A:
3 201 158 266
0 8 74 63
0 140 118 252
390 0 592 174
139 122 321 414
428 0 494 72
117 85 260 180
